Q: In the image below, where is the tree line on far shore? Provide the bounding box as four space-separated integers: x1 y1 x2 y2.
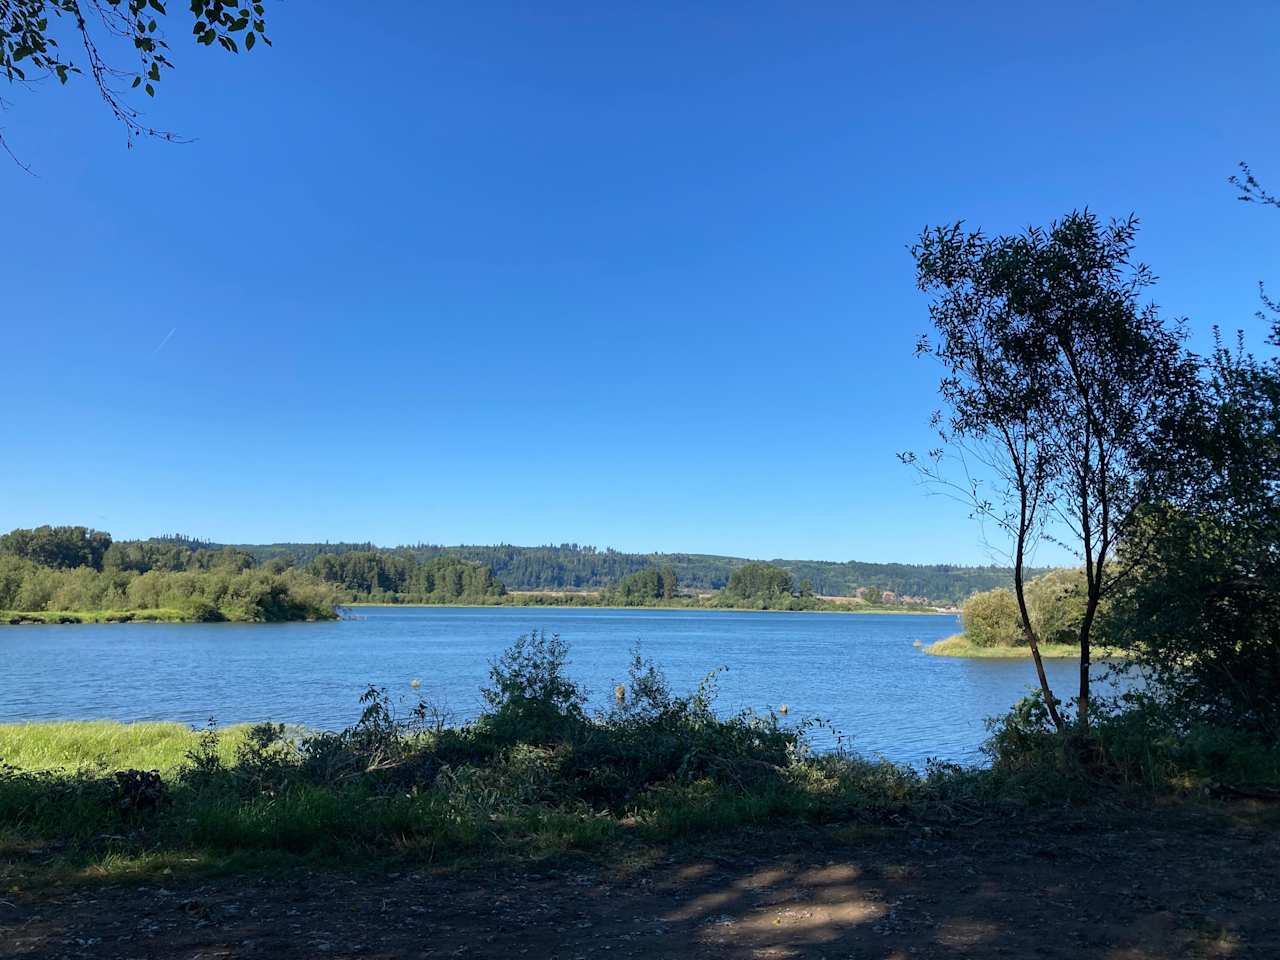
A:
139 537 1025 605
0 526 943 616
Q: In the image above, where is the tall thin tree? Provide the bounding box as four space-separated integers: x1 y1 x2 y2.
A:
907 211 1193 731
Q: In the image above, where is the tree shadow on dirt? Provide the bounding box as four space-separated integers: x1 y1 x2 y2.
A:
615 811 1275 959
1 809 1276 959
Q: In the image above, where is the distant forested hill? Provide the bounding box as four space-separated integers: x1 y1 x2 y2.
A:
216 541 1027 605
1 528 1036 608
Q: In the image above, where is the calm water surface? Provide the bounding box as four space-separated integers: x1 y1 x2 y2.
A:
1 607 1109 766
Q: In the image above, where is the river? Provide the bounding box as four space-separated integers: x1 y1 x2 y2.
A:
1 606 1112 766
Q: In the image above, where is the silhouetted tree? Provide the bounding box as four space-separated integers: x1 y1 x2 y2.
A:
909 211 1194 731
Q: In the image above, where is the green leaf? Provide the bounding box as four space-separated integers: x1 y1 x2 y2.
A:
244 31 254 50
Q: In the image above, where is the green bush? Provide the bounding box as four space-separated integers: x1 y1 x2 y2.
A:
479 630 588 745
960 587 1022 647
959 570 1090 649
1025 568 1090 646
983 691 1280 801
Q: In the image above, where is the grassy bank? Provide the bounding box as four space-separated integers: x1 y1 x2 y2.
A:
926 634 1126 660
2 599 951 624
0 698 944 883
0 721 250 772
923 634 1086 658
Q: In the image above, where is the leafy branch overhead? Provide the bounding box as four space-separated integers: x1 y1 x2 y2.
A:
0 0 269 147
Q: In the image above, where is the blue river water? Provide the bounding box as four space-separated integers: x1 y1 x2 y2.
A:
0 606 1111 766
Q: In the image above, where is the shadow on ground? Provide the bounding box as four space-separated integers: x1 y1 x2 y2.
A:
3 804 1277 959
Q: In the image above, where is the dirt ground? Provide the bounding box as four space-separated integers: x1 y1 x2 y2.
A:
3 804 1277 960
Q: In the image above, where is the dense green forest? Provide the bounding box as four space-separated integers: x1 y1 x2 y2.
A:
306 551 506 604
0 527 339 623
601 565 680 605
152 538 1020 604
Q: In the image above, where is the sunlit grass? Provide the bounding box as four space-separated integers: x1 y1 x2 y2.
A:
923 634 1086 658
0 721 248 773
923 634 1131 658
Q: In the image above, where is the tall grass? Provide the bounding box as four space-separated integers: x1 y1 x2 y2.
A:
0 721 248 772
922 634 1085 658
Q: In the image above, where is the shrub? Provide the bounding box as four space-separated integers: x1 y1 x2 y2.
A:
960 587 1022 647
983 691 1280 801
112 769 168 816
1025 568 1090 646
479 630 587 745
959 571 1090 649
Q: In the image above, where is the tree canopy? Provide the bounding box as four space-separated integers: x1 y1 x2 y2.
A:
305 551 506 604
724 562 794 604
604 566 679 605
1 0 271 159
960 569 1090 650
138 540 1019 605
0 525 112 569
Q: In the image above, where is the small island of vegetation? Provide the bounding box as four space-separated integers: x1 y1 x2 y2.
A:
924 568 1103 658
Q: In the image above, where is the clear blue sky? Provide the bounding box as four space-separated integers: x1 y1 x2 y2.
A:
2 2 1277 564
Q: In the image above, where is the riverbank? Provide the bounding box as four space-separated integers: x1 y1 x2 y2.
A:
3 690 1275 890
2 608 190 625
0 601 956 624
2 607 339 625
924 634 1082 658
